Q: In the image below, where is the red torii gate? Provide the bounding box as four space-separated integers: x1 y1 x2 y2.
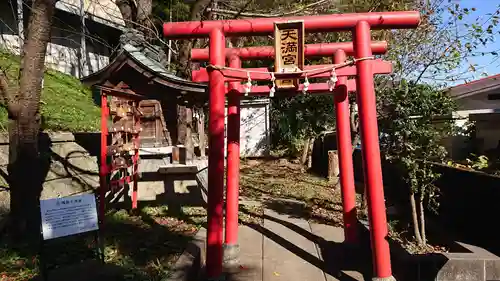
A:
163 11 420 281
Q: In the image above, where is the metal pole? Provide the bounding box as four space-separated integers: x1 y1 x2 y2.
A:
207 28 226 279
80 0 87 77
166 0 173 70
224 54 241 264
353 21 393 280
333 49 358 244
99 91 108 226
132 104 140 209
16 0 24 52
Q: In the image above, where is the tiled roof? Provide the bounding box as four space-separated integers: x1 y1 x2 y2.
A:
446 74 500 99
80 33 207 95
122 43 205 91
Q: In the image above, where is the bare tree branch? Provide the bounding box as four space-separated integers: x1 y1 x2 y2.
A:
230 0 253 19
206 0 329 18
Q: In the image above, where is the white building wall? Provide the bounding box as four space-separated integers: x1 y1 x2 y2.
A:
454 89 500 155
224 99 271 158
475 119 500 152
0 0 121 78
443 103 500 159
458 95 500 111
0 1 22 55
56 0 125 28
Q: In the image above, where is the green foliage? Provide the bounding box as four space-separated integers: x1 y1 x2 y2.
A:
0 50 100 132
447 153 490 171
152 0 190 22
386 1 500 83
270 95 335 155
378 81 456 211
467 154 489 170
264 0 420 155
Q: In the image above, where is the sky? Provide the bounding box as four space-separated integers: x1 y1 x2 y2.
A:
455 0 500 82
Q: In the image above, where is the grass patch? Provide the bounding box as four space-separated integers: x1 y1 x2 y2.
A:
0 50 100 132
0 244 38 280
0 206 206 281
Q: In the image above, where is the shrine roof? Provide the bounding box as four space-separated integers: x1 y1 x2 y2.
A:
81 33 207 99
446 74 500 100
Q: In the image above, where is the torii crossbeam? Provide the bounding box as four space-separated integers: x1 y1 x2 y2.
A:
191 41 388 61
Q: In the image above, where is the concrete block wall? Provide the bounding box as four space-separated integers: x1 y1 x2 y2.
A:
0 132 100 219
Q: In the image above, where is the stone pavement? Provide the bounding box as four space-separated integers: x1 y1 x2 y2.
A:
224 207 373 281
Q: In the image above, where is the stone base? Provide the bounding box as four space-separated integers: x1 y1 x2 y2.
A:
205 276 226 281
372 276 396 281
163 228 206 281
358 218 500 281
222 244 240 270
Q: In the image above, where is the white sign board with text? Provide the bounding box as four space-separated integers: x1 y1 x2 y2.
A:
40 193 99 240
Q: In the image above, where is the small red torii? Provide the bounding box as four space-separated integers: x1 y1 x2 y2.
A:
163 11 420 281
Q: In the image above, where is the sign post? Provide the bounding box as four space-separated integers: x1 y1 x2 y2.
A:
39 193 103 280
40 194 99 240
274 21 305 89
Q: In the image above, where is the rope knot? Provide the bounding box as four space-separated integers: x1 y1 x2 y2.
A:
302 74 310 95
244 72 252 96
328 69 338 92
270 72 276 98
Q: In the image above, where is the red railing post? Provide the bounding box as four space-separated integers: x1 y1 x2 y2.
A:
207 27 226 279
99 90 108 225
333 50 358 244
353 21 393 279
224 54 241 264
132 103 140 209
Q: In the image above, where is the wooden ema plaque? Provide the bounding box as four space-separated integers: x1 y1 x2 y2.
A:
274 21 305 89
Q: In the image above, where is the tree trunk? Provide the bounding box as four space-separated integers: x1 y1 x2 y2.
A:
307 138 314 168
8 0 56 241
410 192 423 245
177 105 193 156
116 0 137 27
301 138 311 165
327 150 339 182
176 0 211 79
350 100 360 152
197 108 206 157
419 194 427 246
136 0 152 39
185 107 193 160
173 0 210 160
361 186 367 216
351 133 361 152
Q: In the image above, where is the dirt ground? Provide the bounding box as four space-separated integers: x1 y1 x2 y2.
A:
239 159 357 227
